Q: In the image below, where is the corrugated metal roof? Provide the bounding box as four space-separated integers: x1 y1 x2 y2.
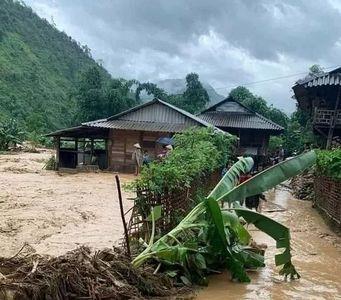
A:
47 98 226 137
198 111 283 131
295 67 341 88
85 120 192 133
83 98 222 132
200 98 283 131
103 98 214 128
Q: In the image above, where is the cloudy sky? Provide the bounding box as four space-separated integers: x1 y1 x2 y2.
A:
24 0 341 113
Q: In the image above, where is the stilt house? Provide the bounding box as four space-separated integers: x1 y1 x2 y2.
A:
292 67 341 148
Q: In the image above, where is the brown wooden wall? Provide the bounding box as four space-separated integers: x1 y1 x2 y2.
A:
109 129 171 172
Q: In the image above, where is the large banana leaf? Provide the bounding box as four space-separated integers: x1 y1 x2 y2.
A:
208 157 254 200
205 198 228 248
232 207 300 279
217 150 316 204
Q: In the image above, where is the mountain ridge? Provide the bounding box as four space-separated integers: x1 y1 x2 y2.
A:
0 0 110 133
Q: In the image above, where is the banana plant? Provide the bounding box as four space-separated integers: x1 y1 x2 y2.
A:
132 151 316 284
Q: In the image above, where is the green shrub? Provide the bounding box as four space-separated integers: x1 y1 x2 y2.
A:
316 149 341 180
130 127 236 194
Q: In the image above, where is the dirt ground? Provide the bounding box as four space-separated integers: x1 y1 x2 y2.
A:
0 150 135 257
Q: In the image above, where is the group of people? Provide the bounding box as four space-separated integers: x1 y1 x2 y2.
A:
131 143 173 175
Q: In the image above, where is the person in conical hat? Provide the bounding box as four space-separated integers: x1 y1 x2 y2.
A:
132 143 143 175
165 144 173 157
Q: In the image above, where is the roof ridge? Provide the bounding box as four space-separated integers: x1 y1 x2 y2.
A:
200 97 283 130
83 98 226 134
107 119 187 125
106 98 159 121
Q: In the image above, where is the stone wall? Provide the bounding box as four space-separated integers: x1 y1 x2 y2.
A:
314 176 341 226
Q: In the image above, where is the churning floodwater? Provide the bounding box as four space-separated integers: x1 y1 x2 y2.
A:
196 187 341 300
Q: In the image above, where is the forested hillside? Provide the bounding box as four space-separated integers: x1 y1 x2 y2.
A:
0 0 110 135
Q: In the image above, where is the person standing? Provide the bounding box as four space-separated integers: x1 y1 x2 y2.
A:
132 143 143 176
143 150 151 166
165 144 173 157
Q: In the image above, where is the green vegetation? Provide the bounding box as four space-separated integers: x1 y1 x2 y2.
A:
76 67 139 122
130 127 236 194
316 149 341 180
0 0 111 135
0 118 25 150
132 151 316 284
169 73 210 114
0 0 211 138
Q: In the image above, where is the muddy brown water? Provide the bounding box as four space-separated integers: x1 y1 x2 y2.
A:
196 188 341 300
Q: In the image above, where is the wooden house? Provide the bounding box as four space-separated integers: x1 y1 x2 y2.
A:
198 97 284 168
292 67 341 148
47 98 215 172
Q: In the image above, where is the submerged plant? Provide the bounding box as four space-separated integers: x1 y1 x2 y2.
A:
132 151 316 284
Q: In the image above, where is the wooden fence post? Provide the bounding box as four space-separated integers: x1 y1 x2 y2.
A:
115 175 131 258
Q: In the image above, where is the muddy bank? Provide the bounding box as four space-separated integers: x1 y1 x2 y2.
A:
0 151 134 257
196 187 341 300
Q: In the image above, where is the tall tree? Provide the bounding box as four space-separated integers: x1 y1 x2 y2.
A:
105 79 139 116
76 66 105 122
182 73 210 114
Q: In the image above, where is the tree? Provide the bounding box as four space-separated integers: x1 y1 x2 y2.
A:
229 86 288 128
135 82 168 102
182 73 210 114
282 109 321 155
267 106 289 129
76 66 105 122
105 79 139 116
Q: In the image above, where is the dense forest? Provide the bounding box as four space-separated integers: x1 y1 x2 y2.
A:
0 0 112 138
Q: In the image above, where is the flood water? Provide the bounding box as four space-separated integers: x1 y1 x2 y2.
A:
196 187 341 300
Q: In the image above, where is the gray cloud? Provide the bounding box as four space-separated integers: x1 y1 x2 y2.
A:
24 0 341 113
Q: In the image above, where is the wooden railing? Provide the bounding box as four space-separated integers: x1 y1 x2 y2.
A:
313 108 341 126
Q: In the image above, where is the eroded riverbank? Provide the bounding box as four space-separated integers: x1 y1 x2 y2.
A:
196 187 341 300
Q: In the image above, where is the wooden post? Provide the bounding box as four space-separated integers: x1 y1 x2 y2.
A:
55 136 60 170
90 138 94 164
326 87 341 149
115 175 131 258
75 137 78 166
